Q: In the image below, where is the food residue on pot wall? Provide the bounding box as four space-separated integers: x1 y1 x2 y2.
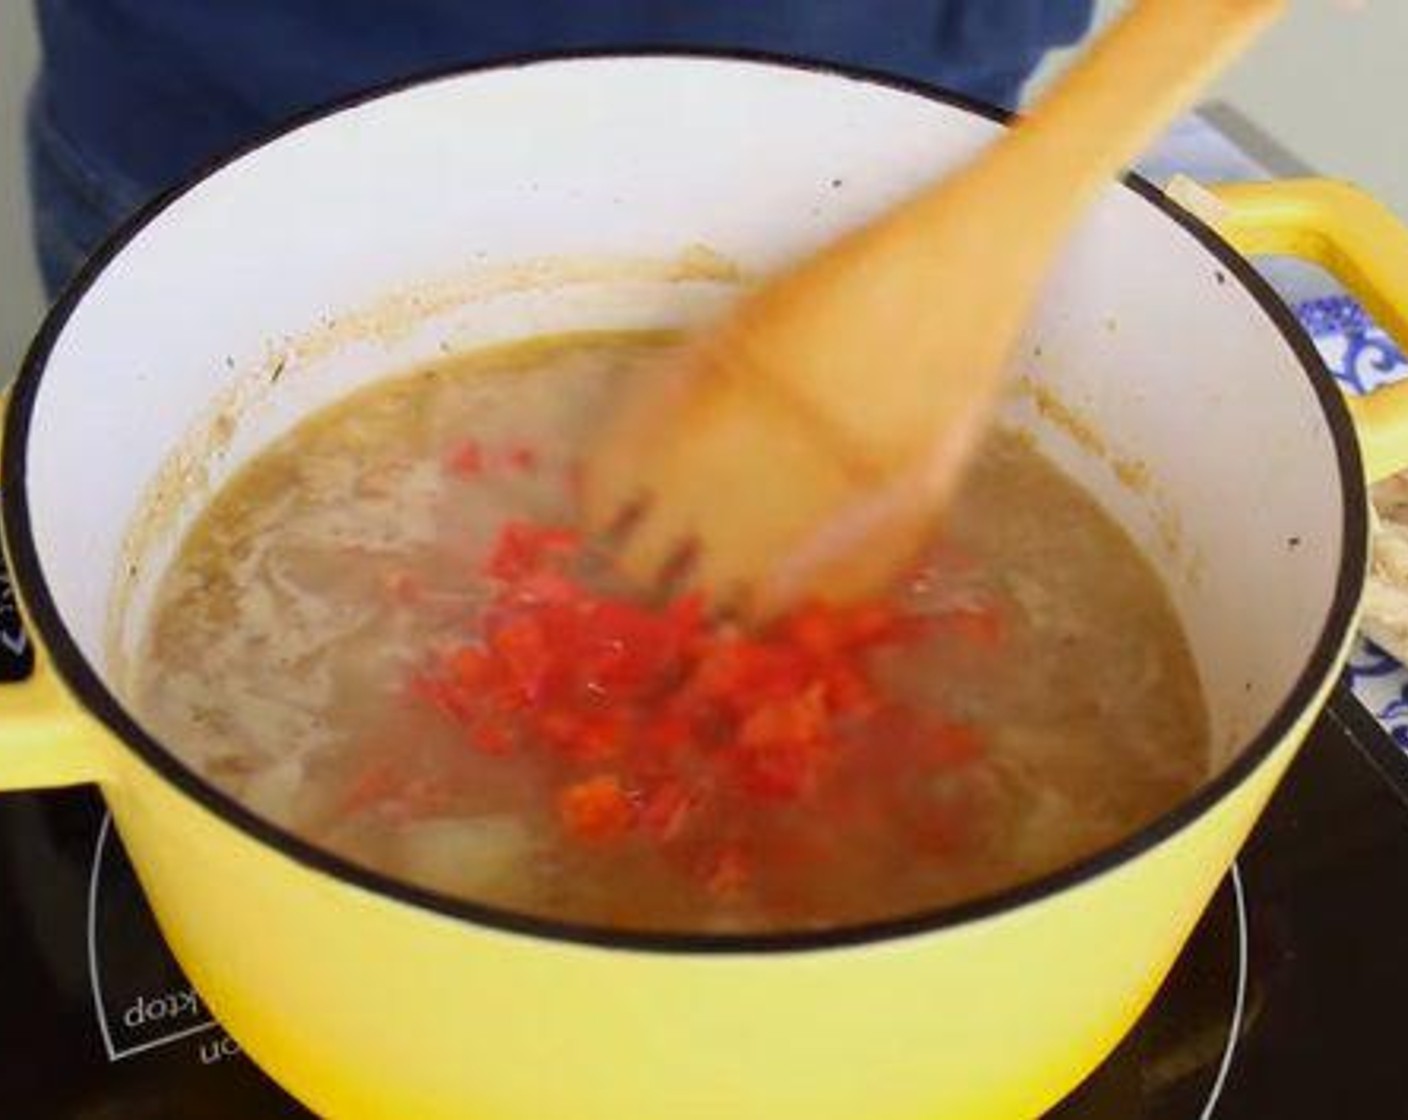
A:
104 248 746 693
1012 373 1192 582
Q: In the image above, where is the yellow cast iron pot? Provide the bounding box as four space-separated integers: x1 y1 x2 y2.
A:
5 54 1408 1120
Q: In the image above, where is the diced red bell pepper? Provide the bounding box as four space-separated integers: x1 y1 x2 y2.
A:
639 780 694 841
701 845 750 898
490 615 556 706
469 721 514 756
339 757 402 817
409 510 990 898
448 646 492 690
444 440 485 478
486 522 581 581
924 723 984 768
559 775 635 840
738 686 829 751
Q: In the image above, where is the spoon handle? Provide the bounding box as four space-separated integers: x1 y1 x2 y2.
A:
1007 0 1284 206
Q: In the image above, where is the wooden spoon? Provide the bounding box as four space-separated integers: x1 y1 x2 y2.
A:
583 0 1284 617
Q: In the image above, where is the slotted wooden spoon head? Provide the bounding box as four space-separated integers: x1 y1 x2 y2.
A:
583 0 1284 617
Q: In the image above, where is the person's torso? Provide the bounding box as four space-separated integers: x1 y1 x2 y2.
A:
31 0 1092 210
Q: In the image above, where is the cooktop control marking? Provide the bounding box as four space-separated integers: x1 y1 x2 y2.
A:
87 812 220 1062
0 577 25 656
0 560 33 680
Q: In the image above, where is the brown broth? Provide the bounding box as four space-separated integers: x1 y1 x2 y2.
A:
128 334 1208 932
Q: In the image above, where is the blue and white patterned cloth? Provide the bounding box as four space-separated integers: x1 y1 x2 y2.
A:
1305 295 1408 751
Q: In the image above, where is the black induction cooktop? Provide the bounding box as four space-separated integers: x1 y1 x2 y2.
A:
6 558 1408 1118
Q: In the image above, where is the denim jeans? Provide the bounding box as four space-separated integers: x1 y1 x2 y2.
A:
25 89 151 300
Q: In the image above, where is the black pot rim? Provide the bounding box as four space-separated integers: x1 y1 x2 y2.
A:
0 47 1368 955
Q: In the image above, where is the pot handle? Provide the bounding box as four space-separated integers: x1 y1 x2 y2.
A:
1169 176 1408 484
0 391 110 791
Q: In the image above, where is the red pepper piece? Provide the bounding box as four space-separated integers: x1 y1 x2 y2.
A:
575 598 699 701
924 723 984 768
505 445 539 473
339 757 401 817
448 647 492 690
537 708 583 753
684 639 751 702
732 688 832 801
739 685 829 749
837 601 905 646
572 712 630 762
665 593 706 635
818 661 880 718
489 615 556 706
486 522 581 581
444 440 485 478
643 710 696 753
688 639 811 714
701 845 750 898
639 780 694 841
410 511 978 879
733 736 818 801
559 775 635 840
469 721 514 756
538 708 625 762
782 601 848 657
